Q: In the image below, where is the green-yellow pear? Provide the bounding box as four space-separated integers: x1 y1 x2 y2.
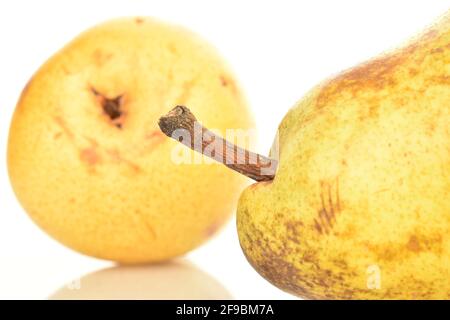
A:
160 11 450 299
8 18 254 263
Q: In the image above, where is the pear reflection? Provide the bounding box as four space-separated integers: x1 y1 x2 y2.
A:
50 260 233 300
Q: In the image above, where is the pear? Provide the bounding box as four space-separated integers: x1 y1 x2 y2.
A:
160 11 450 299
8 18 254 263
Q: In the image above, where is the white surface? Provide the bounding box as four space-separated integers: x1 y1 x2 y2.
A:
0 0 448 300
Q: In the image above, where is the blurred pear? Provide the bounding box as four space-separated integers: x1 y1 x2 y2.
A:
50 260 232 300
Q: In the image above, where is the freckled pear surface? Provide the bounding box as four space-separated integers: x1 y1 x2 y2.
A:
237 12 450 299
8 17 254 263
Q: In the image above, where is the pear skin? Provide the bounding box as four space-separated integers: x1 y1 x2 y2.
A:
238 12 450 299
8 18 254 263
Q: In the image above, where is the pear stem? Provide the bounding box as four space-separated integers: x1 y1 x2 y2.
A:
158 106 277 182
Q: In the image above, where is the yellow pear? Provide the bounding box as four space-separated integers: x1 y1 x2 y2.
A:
8 17 254 263
238 12 450 299
159 11 450 299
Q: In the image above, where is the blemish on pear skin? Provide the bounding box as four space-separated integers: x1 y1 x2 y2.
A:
412 233 443 255
80 148 101 165
175 77 200 105
315 42 423 110
314 178 341 235
406 235 421 253
219 75 238 96
430 47 444 54
426 122 436 136
408 68 419 77
135 17 144 24
313 220 323 234
374 188 390 194
242 236 317 299
422 29 439 42
84 136 99 147
61 65 72 75
145 130 166 148
338 223 357 239
53 132 63 140
243 219 363 299
368 232 443 263
144 221 156 239
168 43 177 55
134 208 157 239
134 131 166 157
92 49 113 67
53 116 74 140
219 75 228 87
145 130 164 139
430 75 450 85
107 148 141 173
285 220 303 244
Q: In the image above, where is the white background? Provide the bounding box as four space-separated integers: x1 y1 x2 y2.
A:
0 1 449 299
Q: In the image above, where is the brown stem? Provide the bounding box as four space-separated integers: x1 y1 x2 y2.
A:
158 106 277 182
